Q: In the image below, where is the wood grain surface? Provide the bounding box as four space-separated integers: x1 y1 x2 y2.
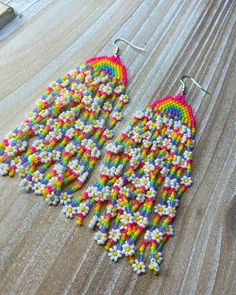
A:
0 0 235 294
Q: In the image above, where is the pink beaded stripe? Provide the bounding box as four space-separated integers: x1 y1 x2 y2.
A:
0 55 129 208
151 94 196 129
65 94 195 275
85 55 127 85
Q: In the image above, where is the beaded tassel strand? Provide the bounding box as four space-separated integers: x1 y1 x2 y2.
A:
66 94 195 275
0 55 129 207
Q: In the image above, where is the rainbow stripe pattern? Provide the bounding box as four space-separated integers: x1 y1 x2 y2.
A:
151 94 196 129
85 55 127 85
68 93 196 275
0 54 129 207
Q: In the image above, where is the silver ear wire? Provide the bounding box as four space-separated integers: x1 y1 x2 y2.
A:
113 38 145 56
180 75 211 96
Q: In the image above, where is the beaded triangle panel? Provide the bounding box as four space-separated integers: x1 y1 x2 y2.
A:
65 94 196 275
0 55 129 206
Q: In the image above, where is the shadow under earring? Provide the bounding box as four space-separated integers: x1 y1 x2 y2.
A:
0 38 145 207
68 75 210 275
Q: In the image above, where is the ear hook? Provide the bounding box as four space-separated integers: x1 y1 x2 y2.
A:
113 38 145 56
180 75 211 96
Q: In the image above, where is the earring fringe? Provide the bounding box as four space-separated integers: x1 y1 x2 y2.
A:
67 94 195 275
0 55 129 207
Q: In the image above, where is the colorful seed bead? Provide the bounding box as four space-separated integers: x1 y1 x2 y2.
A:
69 94 195 275
0 55 129 208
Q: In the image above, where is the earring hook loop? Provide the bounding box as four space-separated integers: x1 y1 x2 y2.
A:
113 38 145 56
180 75 211 96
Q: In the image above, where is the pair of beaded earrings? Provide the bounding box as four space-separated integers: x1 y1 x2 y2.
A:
0 38 210 275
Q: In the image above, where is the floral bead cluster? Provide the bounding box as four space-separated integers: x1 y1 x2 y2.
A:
0 55 128 208
66 95 196 275
0 53 196 276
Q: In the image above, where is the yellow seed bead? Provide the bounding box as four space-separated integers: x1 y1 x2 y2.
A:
76 219 82 226
9 170 15 177
128 257 134 265
104 244 110 251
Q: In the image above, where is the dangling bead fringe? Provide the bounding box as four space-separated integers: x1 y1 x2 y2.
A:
0 55 128 207
67 94 196 275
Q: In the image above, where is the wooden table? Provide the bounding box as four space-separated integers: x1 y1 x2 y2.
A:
0 1 235 294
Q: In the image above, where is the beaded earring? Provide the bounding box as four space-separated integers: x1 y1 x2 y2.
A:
0 38 145 207
67 76 210 275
